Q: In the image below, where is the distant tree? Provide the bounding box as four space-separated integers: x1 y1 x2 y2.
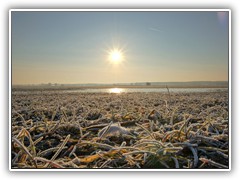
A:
146 82 151 86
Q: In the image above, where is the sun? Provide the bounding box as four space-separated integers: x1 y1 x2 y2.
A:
108 49 123 64
111 51 121 61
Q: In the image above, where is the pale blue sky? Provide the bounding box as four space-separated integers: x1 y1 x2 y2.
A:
12 11 229 84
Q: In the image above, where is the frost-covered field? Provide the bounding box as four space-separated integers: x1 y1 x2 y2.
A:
11 90 229 169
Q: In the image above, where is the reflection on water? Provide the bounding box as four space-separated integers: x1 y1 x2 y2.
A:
123 88 227 93
109 88 124 93
74 88 227 93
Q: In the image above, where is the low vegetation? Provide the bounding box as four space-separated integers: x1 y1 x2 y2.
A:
11 90 229 169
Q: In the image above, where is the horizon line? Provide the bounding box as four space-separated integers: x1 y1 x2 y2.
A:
12 80 228 86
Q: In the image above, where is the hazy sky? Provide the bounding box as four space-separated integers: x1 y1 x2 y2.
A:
12 11 229 85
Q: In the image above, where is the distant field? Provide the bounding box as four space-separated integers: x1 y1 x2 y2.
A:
12 84 228 91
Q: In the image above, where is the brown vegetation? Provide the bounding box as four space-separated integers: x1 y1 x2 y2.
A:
11 90 229 169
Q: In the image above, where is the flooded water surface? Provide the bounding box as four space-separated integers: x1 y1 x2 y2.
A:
74 87 228 93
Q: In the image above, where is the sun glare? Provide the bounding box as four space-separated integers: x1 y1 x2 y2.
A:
111 51 121 61
108 49 123 64
109 88 123 93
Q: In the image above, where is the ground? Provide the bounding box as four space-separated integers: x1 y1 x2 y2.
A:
11 90 229 169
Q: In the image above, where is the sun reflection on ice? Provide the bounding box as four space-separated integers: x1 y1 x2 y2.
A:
109 88 124 94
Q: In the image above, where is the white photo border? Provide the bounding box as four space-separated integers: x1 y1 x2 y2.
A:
9 8 231 172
